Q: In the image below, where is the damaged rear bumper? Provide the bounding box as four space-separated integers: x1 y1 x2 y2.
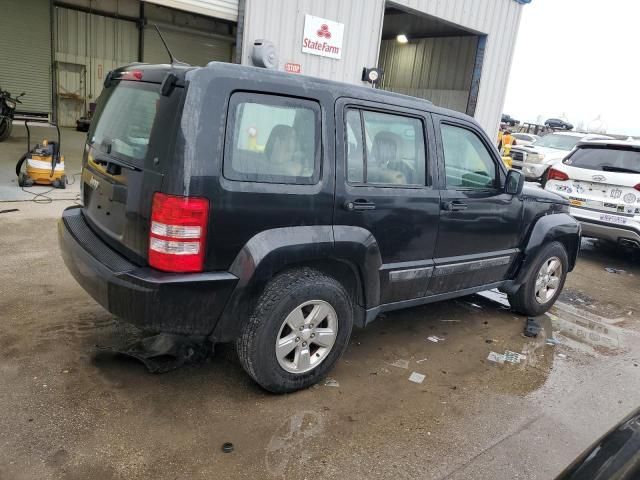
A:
58 206 237 336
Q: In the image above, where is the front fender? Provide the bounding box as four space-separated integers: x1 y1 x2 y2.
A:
504 213 581 294
210 226 382 341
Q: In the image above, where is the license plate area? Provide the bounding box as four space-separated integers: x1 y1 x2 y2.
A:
599 213 627 225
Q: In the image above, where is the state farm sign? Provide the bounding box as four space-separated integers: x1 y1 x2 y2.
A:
301 14 344 60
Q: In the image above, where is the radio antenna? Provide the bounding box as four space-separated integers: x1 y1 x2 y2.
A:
153 25 189 66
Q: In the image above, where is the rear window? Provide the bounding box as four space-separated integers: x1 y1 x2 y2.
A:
564 146 640 173
90 82 160 165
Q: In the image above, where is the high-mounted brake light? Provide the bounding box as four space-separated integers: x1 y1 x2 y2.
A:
121 70 143 81
547 168 569 181
149 193 209 272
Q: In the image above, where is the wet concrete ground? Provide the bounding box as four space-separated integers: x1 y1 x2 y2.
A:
1 201 639 479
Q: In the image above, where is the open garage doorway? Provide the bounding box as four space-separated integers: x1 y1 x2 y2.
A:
378 4 486 116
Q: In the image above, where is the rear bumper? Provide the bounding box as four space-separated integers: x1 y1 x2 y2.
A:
59 206 238 335
570 207 640 246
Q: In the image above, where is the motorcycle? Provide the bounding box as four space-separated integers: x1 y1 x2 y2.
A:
0 87 25 142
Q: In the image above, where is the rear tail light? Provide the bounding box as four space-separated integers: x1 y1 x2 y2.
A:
149 193 209 272
634 184 640 192
121 70 143 81
547 168 569 181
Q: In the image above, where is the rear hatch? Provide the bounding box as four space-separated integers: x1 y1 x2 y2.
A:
547 144 640 220
81 67 187 264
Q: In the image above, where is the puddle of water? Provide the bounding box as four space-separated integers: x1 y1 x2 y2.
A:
546 302 623 354
476 289 511 308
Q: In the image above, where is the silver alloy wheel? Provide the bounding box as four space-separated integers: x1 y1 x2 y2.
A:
534 256 563 304
275 300 338 374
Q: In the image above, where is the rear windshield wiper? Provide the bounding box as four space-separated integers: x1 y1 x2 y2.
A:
601 165 640 174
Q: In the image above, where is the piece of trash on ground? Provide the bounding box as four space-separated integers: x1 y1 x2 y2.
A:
389 359 409 369
557 353 567 359
416 358 428 364
408 372 426 384
0 208 19 214
504 350 526 364
427 335 445 343
469 303 483 309
439 319 461 323
324 378 340 387
546 337 560 346
222 442 234 453
487 351 506 364
524 317 542 338
605 267 626 274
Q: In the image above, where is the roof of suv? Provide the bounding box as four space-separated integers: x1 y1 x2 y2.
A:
552 131 613 140
575 139 640 150
113 61 480 127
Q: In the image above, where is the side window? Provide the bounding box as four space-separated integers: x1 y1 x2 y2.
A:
441 124 497 189
346 109 426 186
224 94 320 184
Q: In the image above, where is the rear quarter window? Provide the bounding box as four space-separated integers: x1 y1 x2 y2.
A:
224 93 321 185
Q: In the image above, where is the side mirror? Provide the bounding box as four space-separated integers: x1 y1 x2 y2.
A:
505 169 524 195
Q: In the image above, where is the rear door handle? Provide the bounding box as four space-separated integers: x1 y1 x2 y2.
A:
441 201 468 212
344 199 376 211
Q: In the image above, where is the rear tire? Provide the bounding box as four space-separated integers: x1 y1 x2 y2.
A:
236 267 353 393
0 118 12 142
508 241 568 316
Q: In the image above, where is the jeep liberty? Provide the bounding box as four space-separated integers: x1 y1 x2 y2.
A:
59 62 581 392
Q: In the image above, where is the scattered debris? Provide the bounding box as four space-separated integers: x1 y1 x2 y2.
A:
546 337 560 346
222 442 234 453
504 350 526 364
408 372 426 384
427 335 445 343
524 318 542 338
469 303 483 309
557 353 567 359
487 351 506 364
485 338 496 344
0 208 19 214
389 359 409 369
416 358 428 364
439 319 461 323
324 378 340 387
605 267 626 274
96 333 211 373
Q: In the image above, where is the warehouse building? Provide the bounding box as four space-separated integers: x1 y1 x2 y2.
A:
0 0 528 135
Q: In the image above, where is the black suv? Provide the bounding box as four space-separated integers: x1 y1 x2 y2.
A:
545 118 574 130
59 63 581 393
501 113 519 126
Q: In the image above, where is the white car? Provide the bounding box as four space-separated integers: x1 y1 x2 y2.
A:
544 140 640 248
511 131 613 180
511 132 540 146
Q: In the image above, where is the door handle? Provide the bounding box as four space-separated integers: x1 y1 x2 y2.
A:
441 201 468 212
344 199 376 211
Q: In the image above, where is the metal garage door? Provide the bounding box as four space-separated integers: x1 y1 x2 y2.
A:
0 0 52 115
144 23 234 66
143 0 239 22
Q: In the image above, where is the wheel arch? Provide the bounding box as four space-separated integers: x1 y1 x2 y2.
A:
209 226 382 342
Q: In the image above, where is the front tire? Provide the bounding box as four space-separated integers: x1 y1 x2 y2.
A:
236 268 353 393
0 118 12 142
508 241 568 316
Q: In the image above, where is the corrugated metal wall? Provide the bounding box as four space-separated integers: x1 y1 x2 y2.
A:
55 7 139 126
389 0 523 135
242 0 385 84
0 0 52 114
378 36 478 113
144 0 239 22
241 0 523 136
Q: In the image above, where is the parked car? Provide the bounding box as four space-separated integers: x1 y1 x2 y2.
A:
58 62 581 393
501 113 519 126
510 131 613 180
544 140 640 248
545 118 574 130
512 132 540 146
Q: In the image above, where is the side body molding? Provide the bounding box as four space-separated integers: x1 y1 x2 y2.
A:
210 225 382 341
